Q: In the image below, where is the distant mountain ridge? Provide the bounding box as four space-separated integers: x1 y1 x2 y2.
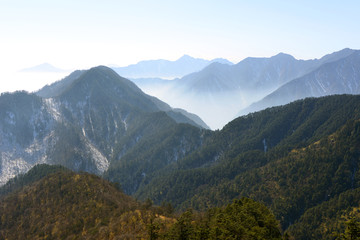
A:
133 48 358 129
239 49 360 115
111 55 233 79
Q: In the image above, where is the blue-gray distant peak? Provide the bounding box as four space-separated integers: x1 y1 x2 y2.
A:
317 48 355 64
239 49 360 116
111 55 233 79
210 58 234 65
177 54 194 61
271 52 296 60
20 63 66 73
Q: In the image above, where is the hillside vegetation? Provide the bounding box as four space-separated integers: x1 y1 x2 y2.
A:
0 166 282 239
132 95 360 238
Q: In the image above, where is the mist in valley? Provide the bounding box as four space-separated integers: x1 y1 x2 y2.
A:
135 80 275 129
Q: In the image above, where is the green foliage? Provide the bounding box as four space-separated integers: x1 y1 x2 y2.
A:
0 168 282 239
341 218 360 240
286 188 360 239
164 198 282 240
0 170 141 239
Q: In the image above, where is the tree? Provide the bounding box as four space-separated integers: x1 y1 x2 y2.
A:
339 218 360 240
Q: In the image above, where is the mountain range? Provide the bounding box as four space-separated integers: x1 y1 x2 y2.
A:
1 49 360 239
239 50 360 115
111 54 233 79
21 49 359 130
133 48 358 129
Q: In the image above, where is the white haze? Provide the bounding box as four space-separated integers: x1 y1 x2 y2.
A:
137 83 274 130
1 71 71 94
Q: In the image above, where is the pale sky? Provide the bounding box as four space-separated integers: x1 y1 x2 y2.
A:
1 0 359 93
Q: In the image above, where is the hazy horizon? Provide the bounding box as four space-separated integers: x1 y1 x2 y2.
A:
1 0 360 93
0 48 357 94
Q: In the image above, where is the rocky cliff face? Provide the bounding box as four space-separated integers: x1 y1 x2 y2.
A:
0 91 109 185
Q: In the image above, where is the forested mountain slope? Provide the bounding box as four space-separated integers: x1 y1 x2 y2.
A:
0 165 282 240
0 66 208 185
133 94 360 238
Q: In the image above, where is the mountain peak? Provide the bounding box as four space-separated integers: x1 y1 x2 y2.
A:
272 52 296 60
178 54 194 61
86 65 119 74
210 58 234 65
20 63 66 73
